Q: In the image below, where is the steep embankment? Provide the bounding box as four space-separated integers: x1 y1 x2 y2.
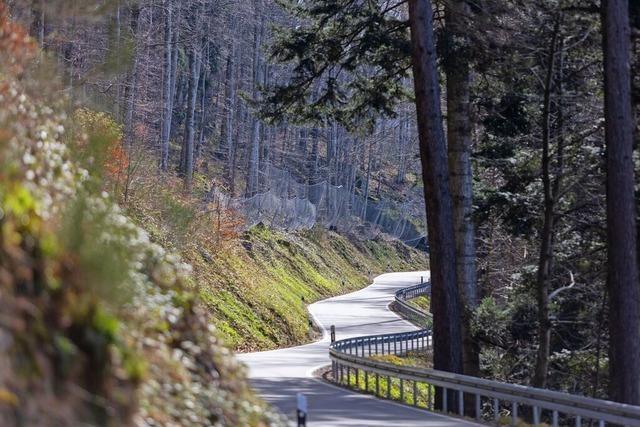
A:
133 207 427 351
196 226 427 351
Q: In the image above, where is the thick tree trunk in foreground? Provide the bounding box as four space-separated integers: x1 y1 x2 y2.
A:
443 0 479 380
408 0 463 388
601 0 640 405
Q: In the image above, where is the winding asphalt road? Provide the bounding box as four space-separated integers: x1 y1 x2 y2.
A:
238 271 479 426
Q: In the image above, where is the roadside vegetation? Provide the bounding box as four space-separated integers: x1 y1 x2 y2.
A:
125 171 427 351
0 10 284 424
0 5 426 425
114 139 426 352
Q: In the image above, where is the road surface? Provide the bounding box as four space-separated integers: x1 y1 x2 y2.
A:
238 271 479 426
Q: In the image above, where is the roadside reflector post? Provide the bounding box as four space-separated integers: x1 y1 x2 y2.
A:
330 325 336 343
296 393 307 427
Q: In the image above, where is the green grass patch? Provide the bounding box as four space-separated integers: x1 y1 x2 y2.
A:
411 295 430 311
195 226 427 351
338 367 435 409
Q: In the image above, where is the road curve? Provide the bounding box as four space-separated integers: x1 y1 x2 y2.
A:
238 271 479 426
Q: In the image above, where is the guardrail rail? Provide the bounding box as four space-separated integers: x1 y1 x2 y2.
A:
328 281 640 427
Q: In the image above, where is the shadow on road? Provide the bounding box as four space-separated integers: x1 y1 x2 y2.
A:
251 377 471 427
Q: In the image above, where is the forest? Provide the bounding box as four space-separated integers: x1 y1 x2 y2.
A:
1 0 640 426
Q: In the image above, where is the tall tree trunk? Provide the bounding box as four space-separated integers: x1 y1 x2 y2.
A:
123 5 141 149
181 43 202 191
310 127 319 182
408 0 463 393
231 93 244 195
247 4 265 197
443 0 479 380
532 16 561 389
362 139 373 221
220 44 237 194
328 122 338 184
196 54 208 162
114 2 121 118
601 0 640 405
396 111 408 184
160 0 173 171
168 26 179 140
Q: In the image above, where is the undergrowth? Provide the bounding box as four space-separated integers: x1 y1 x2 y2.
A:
0 12 285 424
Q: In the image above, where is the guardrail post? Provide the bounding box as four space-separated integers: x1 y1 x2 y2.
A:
575 415 582 427
511 402 518 426
364 370 368 392
533 406 540 426
475 394 481 421
375 373 379 396
443 387 448 413
552 410 558 427
493 398 499 422
330 325 335 343
413 381 418 407
355 368 359 388
386 376 391 399
400 378 404 403
458 390 464 416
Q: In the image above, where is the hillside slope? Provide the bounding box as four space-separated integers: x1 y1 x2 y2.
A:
122 163 427 353
195 226 427 351
129 201 428 351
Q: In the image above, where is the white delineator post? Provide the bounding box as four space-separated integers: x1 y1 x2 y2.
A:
296 392 307 427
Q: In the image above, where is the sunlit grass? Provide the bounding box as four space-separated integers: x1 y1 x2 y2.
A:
336 365 435 409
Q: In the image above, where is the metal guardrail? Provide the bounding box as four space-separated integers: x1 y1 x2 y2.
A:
329 281 640 427
394 281 431 327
